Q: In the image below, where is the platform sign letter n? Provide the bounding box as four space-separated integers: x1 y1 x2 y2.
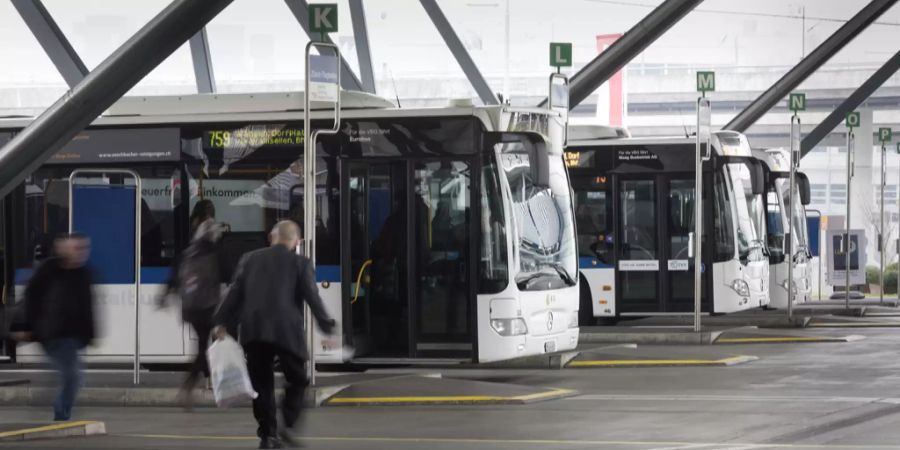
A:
310 4 338 34
697 71 715 93
789 93 806 112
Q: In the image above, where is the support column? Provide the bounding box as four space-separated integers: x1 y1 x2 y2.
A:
0 0 234 198
853 110 875 260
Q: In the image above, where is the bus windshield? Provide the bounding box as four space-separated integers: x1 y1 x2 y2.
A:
724 162 766 262
500 146 577 291
776 178 809 250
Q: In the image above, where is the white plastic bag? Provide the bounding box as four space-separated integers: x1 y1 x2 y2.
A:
207 335 257 407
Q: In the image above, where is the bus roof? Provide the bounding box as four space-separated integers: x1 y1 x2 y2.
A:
568 130 753 158
0 91 562 133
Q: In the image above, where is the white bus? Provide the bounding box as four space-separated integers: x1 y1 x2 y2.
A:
567 126 769 323
2 91 578 364
751 148 812 308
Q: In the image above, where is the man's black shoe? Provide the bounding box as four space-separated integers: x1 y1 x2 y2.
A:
278 429 303 448
259 436 283 449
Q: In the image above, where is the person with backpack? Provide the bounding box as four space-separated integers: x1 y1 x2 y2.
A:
160 218 229 408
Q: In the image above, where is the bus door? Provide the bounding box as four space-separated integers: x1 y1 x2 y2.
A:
617 174 703 314
616 176 660 313
344 158 474 359
663 176 699 312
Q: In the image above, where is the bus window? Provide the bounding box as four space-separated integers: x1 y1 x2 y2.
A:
668 180 694 260
575 190 612 265
479 153 508 293
713 173 736 262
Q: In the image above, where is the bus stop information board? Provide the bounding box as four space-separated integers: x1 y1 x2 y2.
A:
826 229 866 286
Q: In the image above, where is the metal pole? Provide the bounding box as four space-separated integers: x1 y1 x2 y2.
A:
304 41 342 386
788 115 800 319
694 97 709 333
846 131 855 309
881 142 886 304
69 169 142 385
724 0 897 132
0 0 234 200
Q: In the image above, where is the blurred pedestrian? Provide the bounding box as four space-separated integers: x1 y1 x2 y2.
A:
213 220 335 449
23 233 95 422
160 218 229 409
190 199 216 234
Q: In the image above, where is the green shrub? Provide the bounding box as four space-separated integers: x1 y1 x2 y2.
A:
864 264 899 294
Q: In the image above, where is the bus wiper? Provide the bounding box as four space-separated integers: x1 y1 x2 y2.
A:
549 263 576 285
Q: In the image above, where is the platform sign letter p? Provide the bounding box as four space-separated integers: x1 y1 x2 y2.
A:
879 127 892 143
310 4 338 34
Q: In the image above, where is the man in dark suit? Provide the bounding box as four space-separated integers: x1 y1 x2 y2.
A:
213 220 335 449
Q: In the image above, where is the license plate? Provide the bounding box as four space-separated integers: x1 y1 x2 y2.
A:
544 341 557 353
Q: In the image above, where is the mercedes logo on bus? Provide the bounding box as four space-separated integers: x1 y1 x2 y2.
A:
546 311 554 331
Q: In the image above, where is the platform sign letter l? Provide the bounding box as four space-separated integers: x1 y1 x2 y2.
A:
310 4 338 34
550 42 572 67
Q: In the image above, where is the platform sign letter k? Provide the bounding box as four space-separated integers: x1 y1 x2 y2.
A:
309 4 338 34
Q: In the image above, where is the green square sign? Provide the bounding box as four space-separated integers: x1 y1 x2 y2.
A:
789 93 806 112
549 42 572 67
845 111 861 128
879 127 892 143
309 3 338 34
696 71 715 93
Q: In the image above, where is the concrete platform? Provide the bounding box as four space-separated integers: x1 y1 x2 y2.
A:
0 371 433 408
608 311 811 329
579 326 734 345
0 420 106 442
324 374 576 406
807 314 900 328
714 327 866 344
566 346 757 368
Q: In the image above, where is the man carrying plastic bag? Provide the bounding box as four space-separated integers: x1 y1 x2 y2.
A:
212 220 335 449
207 334 257 407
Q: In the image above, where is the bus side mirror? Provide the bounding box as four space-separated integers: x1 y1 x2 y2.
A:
797 173 811 206
751 163 765 195
527 139 551 189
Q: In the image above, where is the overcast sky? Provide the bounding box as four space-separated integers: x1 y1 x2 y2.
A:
2 0 899 89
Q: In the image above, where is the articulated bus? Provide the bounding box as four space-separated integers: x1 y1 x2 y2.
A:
1 91 579 364
566 125 769 324
751 148 812 308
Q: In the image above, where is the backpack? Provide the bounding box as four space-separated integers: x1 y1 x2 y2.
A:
178 241 221 313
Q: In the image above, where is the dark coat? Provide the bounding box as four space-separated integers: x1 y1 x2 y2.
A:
23 258 95 347
214 245 332 359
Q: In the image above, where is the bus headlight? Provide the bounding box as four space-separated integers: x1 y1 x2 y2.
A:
491 318 528 336
569 313 579 329
730 279 750 297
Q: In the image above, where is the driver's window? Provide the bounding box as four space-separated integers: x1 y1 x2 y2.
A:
575 189 612 264
620 179 657 260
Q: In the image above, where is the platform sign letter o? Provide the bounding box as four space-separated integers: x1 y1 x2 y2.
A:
846 111 860 128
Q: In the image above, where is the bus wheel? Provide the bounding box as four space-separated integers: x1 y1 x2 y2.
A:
579 274 597 326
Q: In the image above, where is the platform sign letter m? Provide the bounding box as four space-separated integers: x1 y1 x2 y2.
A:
310 4 338 34
696 71 715 93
